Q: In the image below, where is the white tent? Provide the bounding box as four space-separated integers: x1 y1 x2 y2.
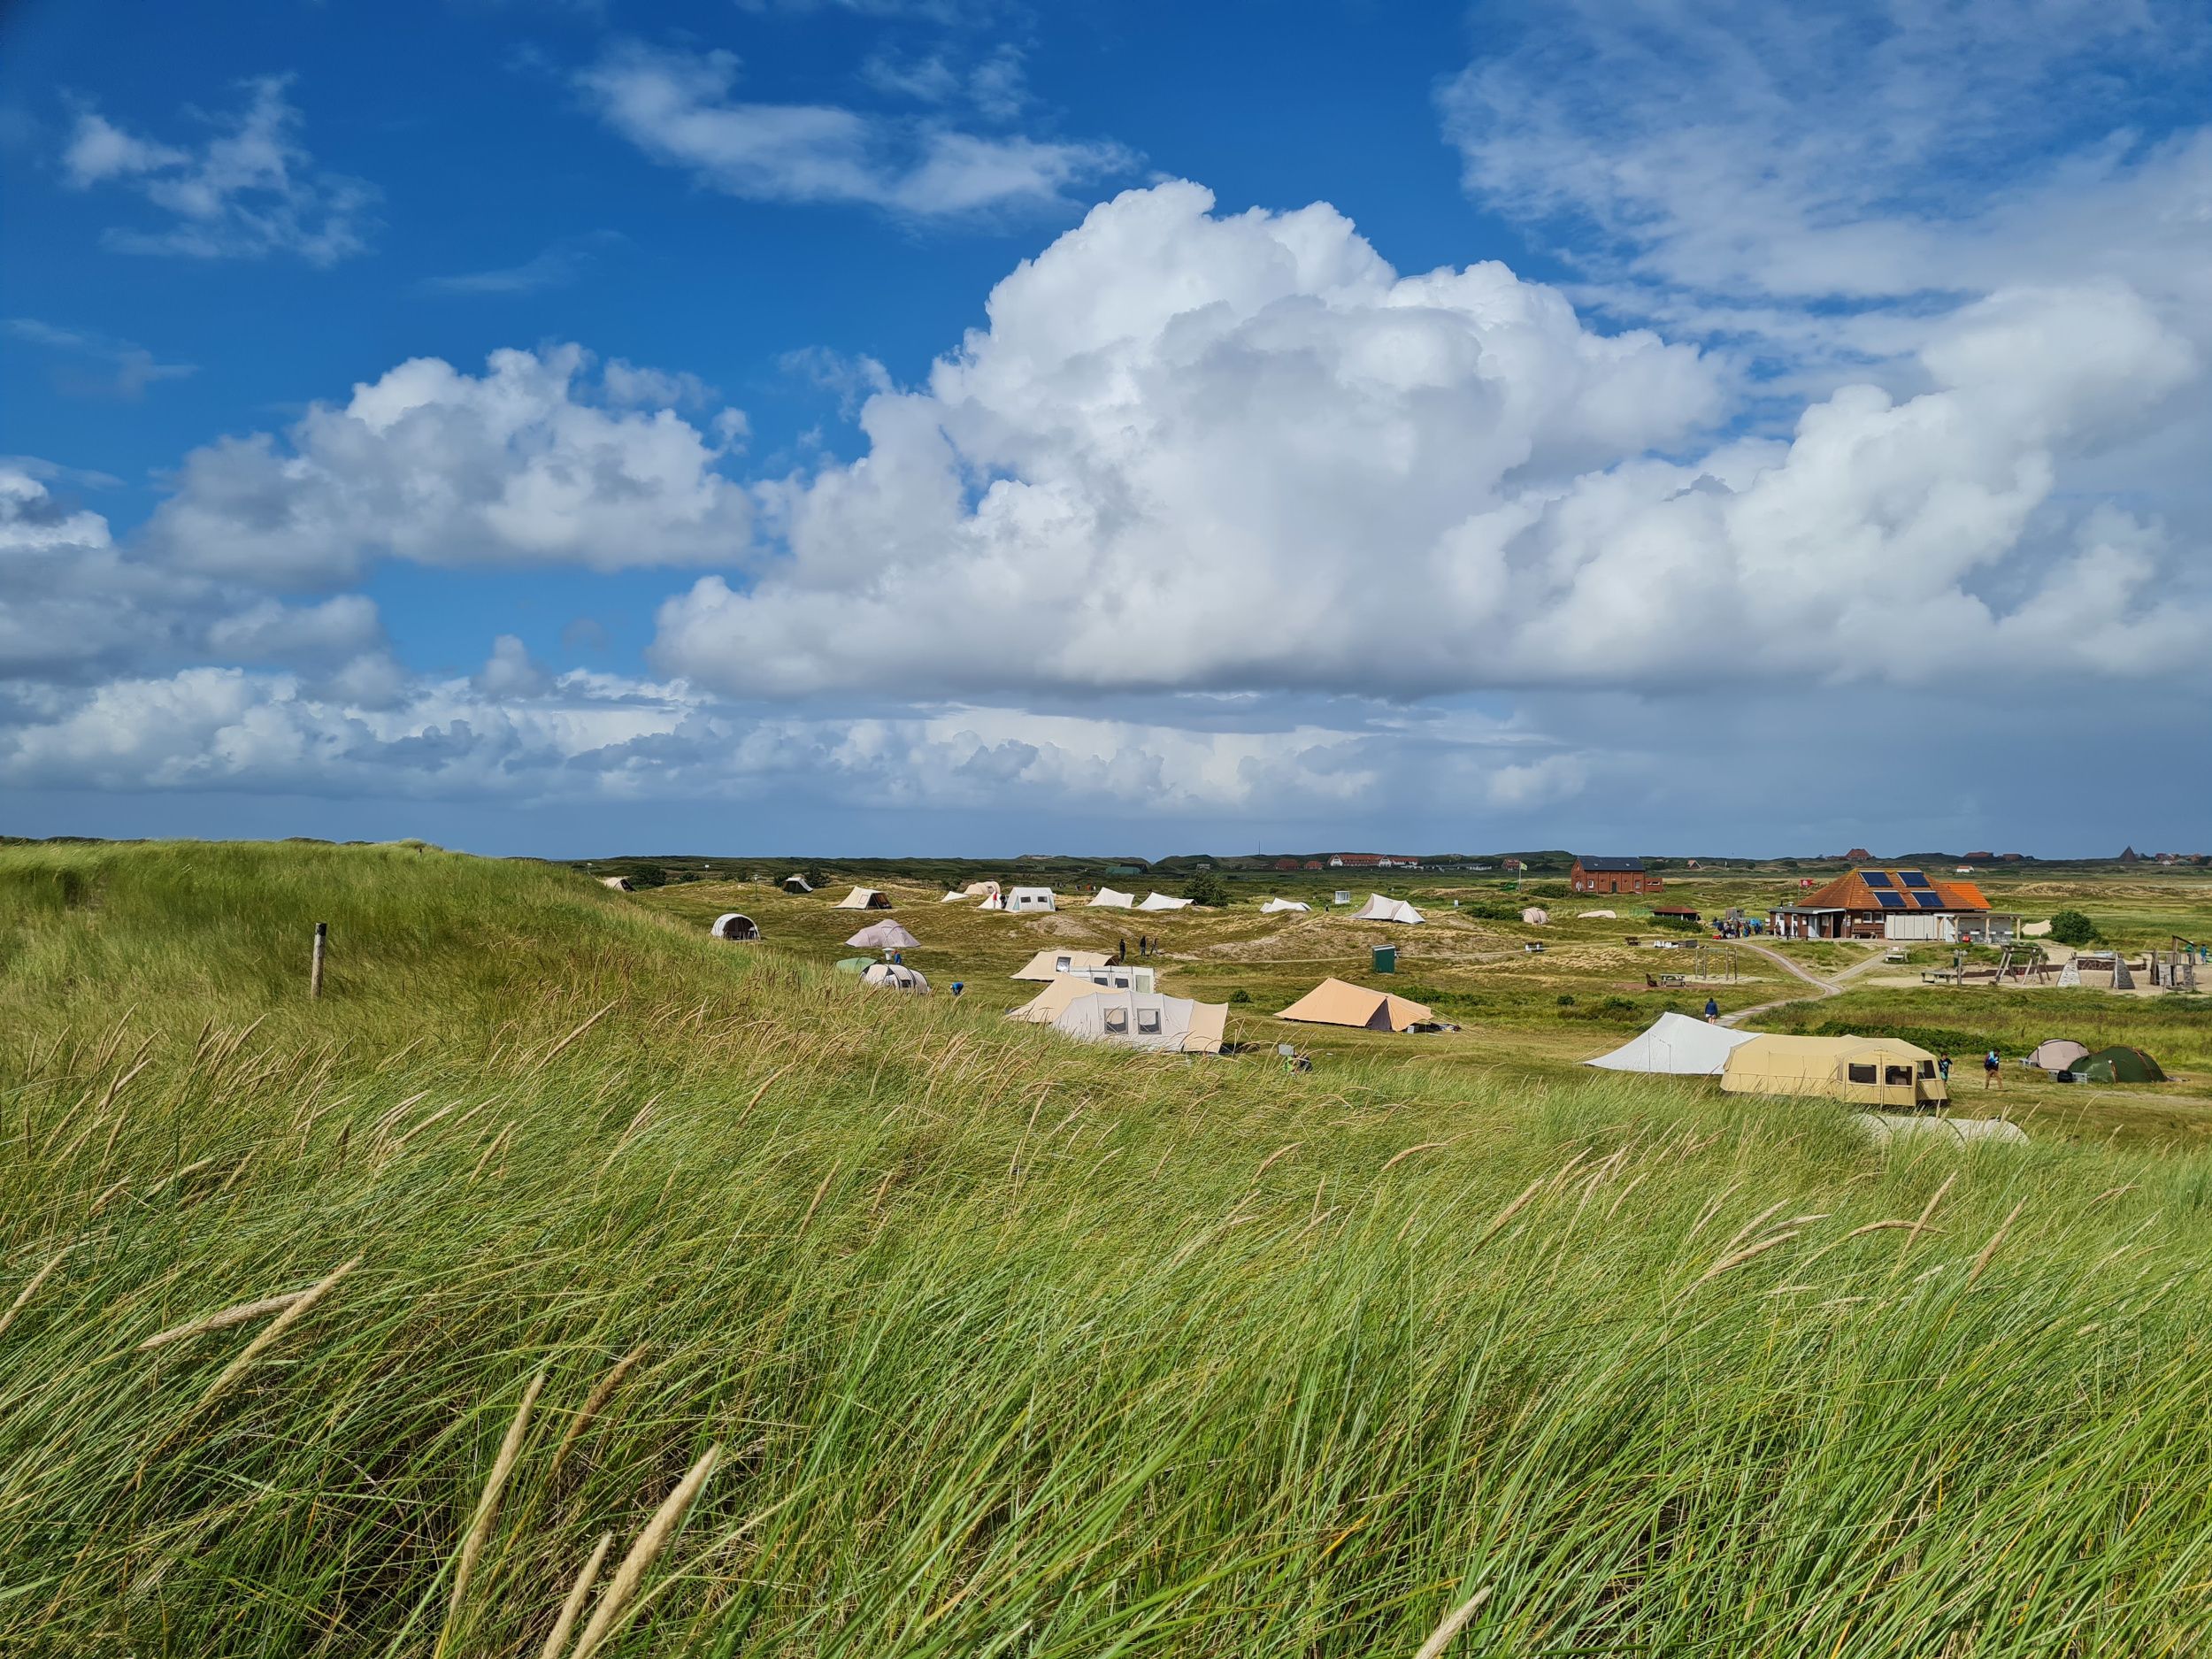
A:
1351 894 1424 925
1577 910 1617 919
1011 949 1113 982
781 874 813 893
1048 988 1225 1054
860 963 929 992
600 875 633 891
1584 1012 1757 1076
1007 887 1056 912
1089 887 1136 908
846 920 921 950
1259 897 1310 913
708 912 761 941
963 880 1001 900
978 893 1004 910
1137 892 1193 911
834 887 891 910
1522 906 1550 926
940 889 971 902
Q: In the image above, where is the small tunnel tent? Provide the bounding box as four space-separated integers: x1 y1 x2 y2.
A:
861 963 929 992
709 912 761 941
835 887 894 910
782 874 814 893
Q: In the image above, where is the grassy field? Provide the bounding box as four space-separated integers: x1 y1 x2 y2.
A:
7 841 2212 1655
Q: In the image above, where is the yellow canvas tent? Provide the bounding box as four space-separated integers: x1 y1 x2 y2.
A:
1276 977 1432 1033
835 887 892 910
1720 1034 1947 1108
1010 949 1113 982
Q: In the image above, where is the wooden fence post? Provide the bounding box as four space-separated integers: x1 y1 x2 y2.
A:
311 922 327 999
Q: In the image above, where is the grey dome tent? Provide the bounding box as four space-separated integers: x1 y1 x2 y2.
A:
709 912 761 941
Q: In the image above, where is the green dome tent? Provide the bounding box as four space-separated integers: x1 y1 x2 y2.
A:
2073 1045 2166 1083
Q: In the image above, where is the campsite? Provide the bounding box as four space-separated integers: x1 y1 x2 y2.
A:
4 838 2212 1657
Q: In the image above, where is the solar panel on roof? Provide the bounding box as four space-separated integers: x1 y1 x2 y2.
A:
1862 872 1893 887
1899 871 1931 888
1874 891 1905 909
1913 891 1945 908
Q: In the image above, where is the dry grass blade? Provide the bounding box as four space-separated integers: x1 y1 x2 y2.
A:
551 1346 648 1479
437 1369 547 1655
1968 1199 2028 1287
1889 1173 1956 1279
1379 1141 1444 1174
1254 1141 1302 1179
139 1288 310 1351
569 1442 720 1659
194 1256 358 1411
1723 1199 1793 1252
1412 1586 1492 1659
1678 1231 1801 1302
532 1003 618 1072
541 1532 613 1659
0 1248 71 1342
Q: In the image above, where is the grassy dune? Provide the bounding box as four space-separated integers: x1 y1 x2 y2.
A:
6 842 2212 1655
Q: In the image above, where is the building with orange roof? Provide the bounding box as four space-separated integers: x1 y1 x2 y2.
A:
1769 867 2015 943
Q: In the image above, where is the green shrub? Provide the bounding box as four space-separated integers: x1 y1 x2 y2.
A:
1184 871 1231 908
2049 909 2101 947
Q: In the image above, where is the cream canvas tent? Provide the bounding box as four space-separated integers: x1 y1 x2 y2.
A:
1009 969 1161 1023
1137 892 1193 911
600 875 633 891
1585 1012 1756 1076
846 920 921 951
962 881 1001 900
1577 909 1617 919
860 963 928 992
1007 887 1056 912
708 912 761 941
835 887 892 910
1351 894 1424 925
1260 897 1310 913
940 889 970 902
1048 988 1226 1054
1089 888 1136 908
781 874 813 893
1521 906 1550 926
2027 1038 2090 1071
1276 977 1432 1033
1721 1034 1948 1109
1011 949 1113 982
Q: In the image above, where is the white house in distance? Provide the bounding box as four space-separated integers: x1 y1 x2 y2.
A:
1006 887 1056 912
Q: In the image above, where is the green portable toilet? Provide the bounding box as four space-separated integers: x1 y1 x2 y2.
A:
1372 945 1396 974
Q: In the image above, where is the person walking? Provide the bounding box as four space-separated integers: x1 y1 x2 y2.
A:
1139 933 1150 957
1703 995 1719 1022
1983 1049 2000 1089
1117 936 1128 964
1938 1053 1952 1088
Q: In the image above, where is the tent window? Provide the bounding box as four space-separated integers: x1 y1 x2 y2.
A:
1885 1065 1913 1086
1136 1009 1163 1033
1103 1009 1129 1033
1847 1063 1878 1084
1055 956 1071 972
1919 1060 1936 1078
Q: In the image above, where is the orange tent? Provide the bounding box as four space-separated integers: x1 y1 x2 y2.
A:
1275 977 1432 1032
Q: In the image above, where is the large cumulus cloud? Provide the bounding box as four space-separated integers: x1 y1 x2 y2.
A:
650 183 2203 702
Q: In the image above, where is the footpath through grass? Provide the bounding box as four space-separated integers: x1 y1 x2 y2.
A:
5 842 2212 1655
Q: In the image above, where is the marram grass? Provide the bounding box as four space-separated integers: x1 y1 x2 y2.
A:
4 841 2211 1655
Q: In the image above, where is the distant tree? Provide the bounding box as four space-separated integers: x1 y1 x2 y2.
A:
2049 910 2101 947
1185 871 1231 908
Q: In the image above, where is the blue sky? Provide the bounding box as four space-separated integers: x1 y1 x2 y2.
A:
3 0 2207 858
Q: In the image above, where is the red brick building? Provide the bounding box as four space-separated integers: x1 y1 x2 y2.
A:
1570 856 1663 895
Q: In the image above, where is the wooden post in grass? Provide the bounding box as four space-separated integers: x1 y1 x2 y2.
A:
311 922 327 999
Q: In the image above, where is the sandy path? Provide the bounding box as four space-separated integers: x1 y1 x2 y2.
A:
1721 941 1887 1025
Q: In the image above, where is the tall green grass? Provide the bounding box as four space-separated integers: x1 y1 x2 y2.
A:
4 842 2212 1655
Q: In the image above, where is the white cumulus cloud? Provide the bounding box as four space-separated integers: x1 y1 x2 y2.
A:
144 345 755 586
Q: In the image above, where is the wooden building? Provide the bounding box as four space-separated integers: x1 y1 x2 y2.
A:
1570 856 1663 896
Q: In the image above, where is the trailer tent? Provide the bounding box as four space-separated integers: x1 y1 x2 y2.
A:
1276 978 1432 1033
835 887 892 910
1351 895 1424 925
1048 989 1226 1055
1585 1012 1756 1076
1011 949 1112 982
708 912 761 941
1721 1035 1948 1109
